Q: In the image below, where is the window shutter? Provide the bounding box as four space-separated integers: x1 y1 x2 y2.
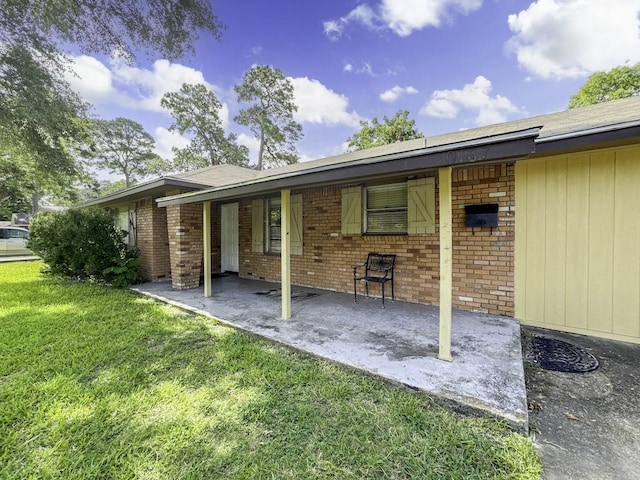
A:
341 186 362 234
408 177 435 234
252 199 264 252
291 194 303 255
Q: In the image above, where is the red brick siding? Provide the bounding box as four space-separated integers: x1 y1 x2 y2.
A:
135 198 171 282
451 164 515 316
167 203 204 289
238 164 515 316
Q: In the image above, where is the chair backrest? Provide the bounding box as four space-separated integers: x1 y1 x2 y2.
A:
366 253 396 277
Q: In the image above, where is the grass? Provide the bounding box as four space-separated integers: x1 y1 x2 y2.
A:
0 261 541 479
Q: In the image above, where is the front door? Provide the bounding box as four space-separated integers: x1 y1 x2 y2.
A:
221 203 239 272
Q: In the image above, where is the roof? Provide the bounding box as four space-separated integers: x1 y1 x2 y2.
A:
80 164 258 207
427 95 640 147
157 96 640 207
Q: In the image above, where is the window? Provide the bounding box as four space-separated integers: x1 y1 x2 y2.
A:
8 228 28 239
365 183 408 234
266 197 281 252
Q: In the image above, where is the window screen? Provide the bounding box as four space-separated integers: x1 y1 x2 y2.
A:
267 197 282 253
365 183 408 233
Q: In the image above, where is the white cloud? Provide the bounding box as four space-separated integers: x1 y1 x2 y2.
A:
110 58 211 112
324 0 482 39
154 127 190 160
324 4 378 40
381 0 482 36
420 76 522 126
64 55 119 104
343 63 354 72
236 133 261 165
507 0 640 79
380 85 418 102
289 77 362 127
66 55 231 126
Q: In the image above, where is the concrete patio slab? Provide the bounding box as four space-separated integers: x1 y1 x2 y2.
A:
133 275 528 432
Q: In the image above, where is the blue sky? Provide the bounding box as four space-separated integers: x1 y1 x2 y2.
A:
65 0 640 177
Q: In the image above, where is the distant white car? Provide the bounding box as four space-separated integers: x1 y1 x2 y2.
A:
0 227 32 256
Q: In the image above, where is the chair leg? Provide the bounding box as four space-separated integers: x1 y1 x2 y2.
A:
354 277 357 303
381 282 385 308
391 279 395 301
365 282 369 298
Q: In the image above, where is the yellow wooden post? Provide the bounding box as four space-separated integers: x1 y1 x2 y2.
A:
438 167 453 361
281 189 291 319
203 201 212 298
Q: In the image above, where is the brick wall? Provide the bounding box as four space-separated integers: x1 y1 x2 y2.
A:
167 203 204 289
135 198 171 282
451 164 515 316
238 164 515 316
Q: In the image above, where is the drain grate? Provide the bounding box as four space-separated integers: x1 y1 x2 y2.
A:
255 289 318 299
528 335 599 373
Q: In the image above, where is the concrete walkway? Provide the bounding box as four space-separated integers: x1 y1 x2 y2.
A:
133 275 528 432
0 255 39 263
523 326 640 480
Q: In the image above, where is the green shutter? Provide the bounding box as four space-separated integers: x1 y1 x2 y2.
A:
341 186 362 234
408 177 435 234
252 199 264 252
291 194 303 255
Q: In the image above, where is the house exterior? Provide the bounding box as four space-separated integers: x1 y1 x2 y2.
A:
81 165 258 282
87 97 640 350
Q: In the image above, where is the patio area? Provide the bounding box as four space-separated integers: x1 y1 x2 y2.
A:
133 275 528 433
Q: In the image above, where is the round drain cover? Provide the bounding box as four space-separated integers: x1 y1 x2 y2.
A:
529 336 599 373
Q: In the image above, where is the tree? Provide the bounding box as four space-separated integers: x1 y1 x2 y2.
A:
347 110 424 151
0 0 223 207
161 83 249 171
0 146 37 220
0 45 92 199
569 63 640 109
234 65 303 170
90 118 167 187
0 0 223 63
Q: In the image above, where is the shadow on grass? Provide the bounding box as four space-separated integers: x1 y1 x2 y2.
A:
0 264 541 479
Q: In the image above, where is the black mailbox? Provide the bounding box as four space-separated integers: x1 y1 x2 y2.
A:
465 203 498 228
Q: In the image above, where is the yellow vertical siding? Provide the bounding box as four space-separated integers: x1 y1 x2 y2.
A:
564 155 590 330
612 149 640 338
587 152 615 334
514 162 527 320
516 145 640 344
544 156 567 326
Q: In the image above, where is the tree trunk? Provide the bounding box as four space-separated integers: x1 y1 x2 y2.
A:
258 128 265 171
31 192 40 214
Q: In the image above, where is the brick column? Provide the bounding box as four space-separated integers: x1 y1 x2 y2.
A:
136 199 171 282
167 203 204 289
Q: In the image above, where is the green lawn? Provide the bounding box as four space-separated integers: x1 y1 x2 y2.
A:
0 262 541 479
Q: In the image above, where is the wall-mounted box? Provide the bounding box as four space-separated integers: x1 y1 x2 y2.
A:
465 203 498 228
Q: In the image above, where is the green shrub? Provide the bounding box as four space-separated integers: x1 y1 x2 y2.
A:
28 208 140 287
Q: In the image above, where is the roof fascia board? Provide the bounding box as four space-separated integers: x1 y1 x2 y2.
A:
79 178 212 207
157 128 539 207
535 121 640 153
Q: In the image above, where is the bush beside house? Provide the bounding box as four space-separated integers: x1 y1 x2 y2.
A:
28 208 140 287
